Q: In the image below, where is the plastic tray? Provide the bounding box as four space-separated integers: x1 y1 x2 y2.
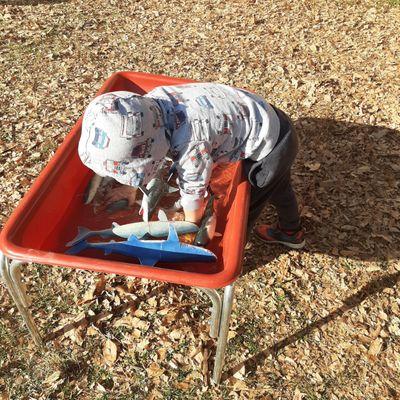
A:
0 71 250 289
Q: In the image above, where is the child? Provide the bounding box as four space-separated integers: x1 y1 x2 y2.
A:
79 83 305 249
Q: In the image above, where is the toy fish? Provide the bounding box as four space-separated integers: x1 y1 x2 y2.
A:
65 210 198 247
66 224 217 266
194 195 220 246
84 174 103 204
140 176 179 222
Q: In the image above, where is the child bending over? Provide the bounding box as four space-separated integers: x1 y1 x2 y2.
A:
79 83 305 249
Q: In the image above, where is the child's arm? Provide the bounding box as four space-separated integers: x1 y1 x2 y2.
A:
177 141 213 225
183 201 205 224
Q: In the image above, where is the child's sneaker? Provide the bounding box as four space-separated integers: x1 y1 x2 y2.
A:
254 224 305 249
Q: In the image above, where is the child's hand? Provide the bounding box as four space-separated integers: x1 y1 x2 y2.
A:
103 185 138 207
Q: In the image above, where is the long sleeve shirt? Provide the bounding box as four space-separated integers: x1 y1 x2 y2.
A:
147 83 280 210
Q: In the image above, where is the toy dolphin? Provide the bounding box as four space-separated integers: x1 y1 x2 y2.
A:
194 195 220 246
65 211 199 247
66 224 217 266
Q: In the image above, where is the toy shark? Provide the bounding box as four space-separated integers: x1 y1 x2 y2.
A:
138 162 179 222
194 195 221 246
66 224 217 266
84 174 103 204
65 211 199 247
140 176 178 222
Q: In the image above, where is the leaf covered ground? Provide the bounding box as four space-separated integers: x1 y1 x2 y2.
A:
0 0 399 399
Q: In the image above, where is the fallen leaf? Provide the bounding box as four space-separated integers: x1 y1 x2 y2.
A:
294 388 304 400
146 362 164 378
86 326 99 336
305 162 321 171
43 371 61 386
233 365 245 380
103 338 118 365
368 338 383 356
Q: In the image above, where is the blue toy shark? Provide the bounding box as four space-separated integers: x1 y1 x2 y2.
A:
65 224 216 266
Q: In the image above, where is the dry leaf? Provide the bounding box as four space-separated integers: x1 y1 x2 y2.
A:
388 318 400 336
232 379 249 390
82 275 107 302
147 362 164 378
96 383 107 393
294 388 304 400
86 326 99 336
65 328 85 346
305 162 321 171
1 1 400 399
43 371 61 386
233 365 245 380
103 338 118 365
194 352 203 365
368 338 383 356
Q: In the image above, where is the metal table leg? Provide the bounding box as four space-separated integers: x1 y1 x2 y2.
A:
9 260 30 308
212 283 235 384
0 252 43 347
197 287 222 338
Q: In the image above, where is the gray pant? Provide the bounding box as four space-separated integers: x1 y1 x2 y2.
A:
244 106 301 233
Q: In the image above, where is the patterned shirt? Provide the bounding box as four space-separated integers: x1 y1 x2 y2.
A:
147 83 280 210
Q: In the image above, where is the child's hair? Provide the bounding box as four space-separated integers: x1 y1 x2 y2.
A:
79 91 169 187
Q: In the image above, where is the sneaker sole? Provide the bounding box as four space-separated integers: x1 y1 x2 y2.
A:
254 233 306 249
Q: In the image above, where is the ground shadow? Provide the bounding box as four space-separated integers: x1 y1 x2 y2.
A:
0 0 66 5
244 117 400 273
234 118 400 381
222 270 400 381
44 283 169 342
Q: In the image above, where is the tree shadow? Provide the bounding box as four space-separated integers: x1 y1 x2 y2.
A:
244 117 400 274
222 270 400 381
234 118 400 381
0 0 66 5
44 283 168 342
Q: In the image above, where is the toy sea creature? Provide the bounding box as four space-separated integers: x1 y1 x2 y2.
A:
140 175 178 222
84 174 103 204
66 211 198 247
84 175 124 213
66 224 217 266
194 195 220 246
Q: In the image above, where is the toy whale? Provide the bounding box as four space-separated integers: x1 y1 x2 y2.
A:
66 224 217 266
65 211 199 247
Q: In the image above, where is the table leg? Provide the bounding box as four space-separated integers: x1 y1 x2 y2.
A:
212 283 235 384
0 252 43 347
9 260 30 308
197 288 222 338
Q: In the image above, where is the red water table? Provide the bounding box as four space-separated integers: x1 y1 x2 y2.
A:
0 71 250 384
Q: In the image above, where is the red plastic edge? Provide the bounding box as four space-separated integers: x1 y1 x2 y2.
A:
0 71 250 289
